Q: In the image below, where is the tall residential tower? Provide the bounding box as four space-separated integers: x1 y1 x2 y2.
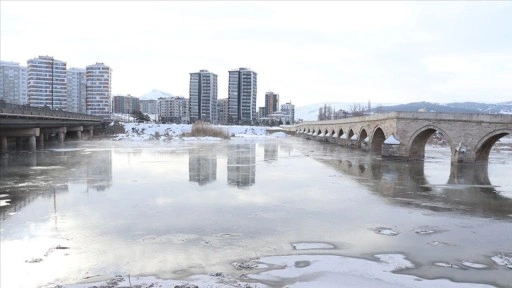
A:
0 61 28 105
27 56 67 109
264 91 279 117
189 70 218 123
86 63 112 118
67 68 86 113
228 68 257 124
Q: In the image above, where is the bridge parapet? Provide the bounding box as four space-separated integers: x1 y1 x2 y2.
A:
0 102 102 121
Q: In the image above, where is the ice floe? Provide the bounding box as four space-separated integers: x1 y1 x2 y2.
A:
291 242 335 250
371 227 399 236
461 261 488 269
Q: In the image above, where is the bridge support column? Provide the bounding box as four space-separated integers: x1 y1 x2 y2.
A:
16 137 22 151
28 135 36 152
38 133 44 148
0 136 7 154
66 126 83 140
57 127 67 145
83 126 94 139
452 142 476 163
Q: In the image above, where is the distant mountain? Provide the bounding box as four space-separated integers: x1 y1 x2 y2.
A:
295 101 512 121
139 90 174 100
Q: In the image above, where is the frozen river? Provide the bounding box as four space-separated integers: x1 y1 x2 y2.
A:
1 137 511 287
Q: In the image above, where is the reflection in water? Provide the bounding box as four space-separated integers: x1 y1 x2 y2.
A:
227 144 256 188
313 145 512 218
264 143 278 162
0 150 113 220
189 147 217 186
87 150 113 192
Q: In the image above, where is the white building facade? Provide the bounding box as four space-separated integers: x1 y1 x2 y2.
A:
67 68 86 113
86 63 111 118
0 61 28 105
228 68 257 124
140 99 157 115
189 70 218 123
158 96 189 123
27 56 67 109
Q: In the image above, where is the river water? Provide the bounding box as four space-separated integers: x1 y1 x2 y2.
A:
1 137 511 287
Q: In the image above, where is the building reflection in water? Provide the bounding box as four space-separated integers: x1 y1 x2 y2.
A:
313 146 512 218
188 147 217 186
0 149 113 220
227 144 256 188
86 150 113 192
264 143 278 162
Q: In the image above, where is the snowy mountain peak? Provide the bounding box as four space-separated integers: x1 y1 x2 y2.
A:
139 90 174 100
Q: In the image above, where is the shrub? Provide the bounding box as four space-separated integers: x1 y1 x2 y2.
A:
104 121 125 135
184 121 230 139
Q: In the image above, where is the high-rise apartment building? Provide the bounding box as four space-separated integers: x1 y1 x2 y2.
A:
217 98 229 125
86 63 111 118
189 70 218 123
158 96 189 123
112 94 140 114
228 68 257 124
67 68 86 113
264 91 279 117
281 101 295 124
0 61 28 105
27 56 67 109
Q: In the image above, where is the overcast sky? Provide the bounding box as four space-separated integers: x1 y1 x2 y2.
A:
1 1 511 107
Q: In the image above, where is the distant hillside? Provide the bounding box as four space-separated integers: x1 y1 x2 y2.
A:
295 101 512 121
139 90 174 100
370 101 512 114
295 102 396 121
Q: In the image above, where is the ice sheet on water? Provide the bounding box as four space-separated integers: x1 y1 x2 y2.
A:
60 253 495 288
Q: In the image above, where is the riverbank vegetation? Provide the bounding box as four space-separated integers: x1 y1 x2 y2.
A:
184 121 231 139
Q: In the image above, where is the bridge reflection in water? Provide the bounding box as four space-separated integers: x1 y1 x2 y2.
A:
307 144 512 219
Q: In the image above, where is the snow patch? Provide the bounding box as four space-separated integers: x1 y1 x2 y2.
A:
384 135 400 145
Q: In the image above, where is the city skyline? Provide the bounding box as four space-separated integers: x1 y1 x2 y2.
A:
1 1 511 106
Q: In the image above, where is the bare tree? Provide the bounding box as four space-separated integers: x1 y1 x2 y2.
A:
350 103 365 116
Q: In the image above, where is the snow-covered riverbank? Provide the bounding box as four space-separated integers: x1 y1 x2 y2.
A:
112 123 288 142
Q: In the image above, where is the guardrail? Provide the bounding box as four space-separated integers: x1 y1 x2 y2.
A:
0 101 103 121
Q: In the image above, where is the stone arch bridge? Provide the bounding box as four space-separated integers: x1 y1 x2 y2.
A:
288 112 512 164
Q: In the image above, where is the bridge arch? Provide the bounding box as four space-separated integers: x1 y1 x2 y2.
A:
338 128 344 138
324 129 329 136
408 125 453 160
359 128 368 145
474 128 512 161
331 129 336 137
348 129 354 140
370 127 386 153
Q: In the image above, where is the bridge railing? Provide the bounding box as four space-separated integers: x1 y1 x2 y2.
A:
0 101 103 121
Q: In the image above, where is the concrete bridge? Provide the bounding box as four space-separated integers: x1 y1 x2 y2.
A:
290 112 512 163
0 102 103 153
